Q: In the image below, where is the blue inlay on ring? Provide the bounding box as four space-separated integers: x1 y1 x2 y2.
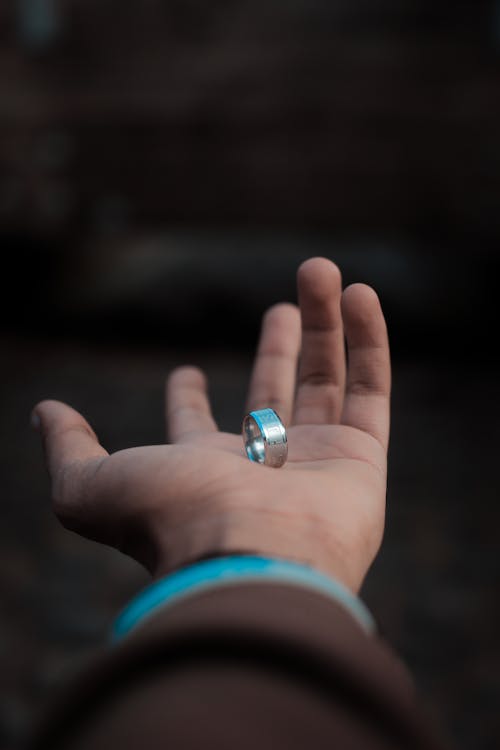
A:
243 409 287 467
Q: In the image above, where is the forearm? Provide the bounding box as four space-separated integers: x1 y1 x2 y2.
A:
28 561 452 750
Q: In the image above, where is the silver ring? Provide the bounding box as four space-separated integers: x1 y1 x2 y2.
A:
242 408 288 468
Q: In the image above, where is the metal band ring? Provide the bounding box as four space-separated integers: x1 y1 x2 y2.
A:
242 408 288 468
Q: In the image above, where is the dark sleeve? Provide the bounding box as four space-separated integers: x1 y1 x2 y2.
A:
27 582 453 750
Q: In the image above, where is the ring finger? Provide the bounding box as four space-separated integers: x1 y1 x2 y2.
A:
293 257 346 425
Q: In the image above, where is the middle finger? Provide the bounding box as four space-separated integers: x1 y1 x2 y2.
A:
245 303 301 426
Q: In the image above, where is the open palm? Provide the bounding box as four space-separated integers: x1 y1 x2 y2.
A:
33 258 391 593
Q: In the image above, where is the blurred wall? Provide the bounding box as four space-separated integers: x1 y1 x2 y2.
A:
2 1 500 235
0 1 499 358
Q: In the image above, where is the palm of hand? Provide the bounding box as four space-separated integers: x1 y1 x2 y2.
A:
69 418 386 594
34 259 391 593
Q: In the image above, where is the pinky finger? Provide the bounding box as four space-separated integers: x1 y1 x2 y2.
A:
341 284 391 451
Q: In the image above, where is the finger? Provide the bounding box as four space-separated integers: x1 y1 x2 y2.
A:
245 303 301 426
293 257 346 425
31 399 108 509
341 283 391 451
166 366 218 443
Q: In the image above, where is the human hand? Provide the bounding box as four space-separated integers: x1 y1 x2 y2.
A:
32 258 391 594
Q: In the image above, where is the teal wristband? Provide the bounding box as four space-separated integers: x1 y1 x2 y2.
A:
112 555 376 642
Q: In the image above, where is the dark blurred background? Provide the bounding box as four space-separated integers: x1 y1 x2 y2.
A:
1 1 499 749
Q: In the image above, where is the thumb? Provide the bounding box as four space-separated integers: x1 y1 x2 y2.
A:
31 399 108 520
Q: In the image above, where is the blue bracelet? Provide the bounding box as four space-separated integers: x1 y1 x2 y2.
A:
112 555 376 642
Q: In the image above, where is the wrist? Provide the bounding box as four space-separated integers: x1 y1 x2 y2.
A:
149 506 360 593
113 553 376 642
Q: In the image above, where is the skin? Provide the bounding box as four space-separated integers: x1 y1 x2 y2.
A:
31 257 391 594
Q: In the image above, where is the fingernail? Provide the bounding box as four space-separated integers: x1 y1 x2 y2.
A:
30 411 41 431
